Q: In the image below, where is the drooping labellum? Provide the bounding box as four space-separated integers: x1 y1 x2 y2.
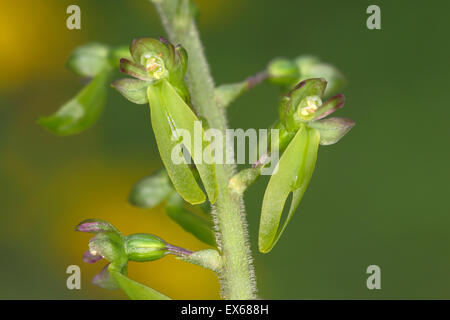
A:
259 125 320 253
147 80 218 205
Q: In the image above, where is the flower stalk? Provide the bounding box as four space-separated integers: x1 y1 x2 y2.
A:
150 0 257 299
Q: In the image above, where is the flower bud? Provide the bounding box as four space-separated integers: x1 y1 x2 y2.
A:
66 43 110 78
128 170 173 208
125 234 168 262
267 58 299 86
294 55 320 76
295 55 346 96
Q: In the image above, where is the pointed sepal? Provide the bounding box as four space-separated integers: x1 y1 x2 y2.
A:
308 117 355 145
111 78 150 105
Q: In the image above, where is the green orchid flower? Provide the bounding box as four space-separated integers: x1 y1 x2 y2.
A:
259 78 355 253
112 37 218 205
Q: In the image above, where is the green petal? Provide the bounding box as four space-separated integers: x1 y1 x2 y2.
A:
38 69 110 135
111 78 150 105
259 125 320 253
166 192 216 247
109 267 171 300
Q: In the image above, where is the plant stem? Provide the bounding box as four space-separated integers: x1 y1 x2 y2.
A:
150 0 257 299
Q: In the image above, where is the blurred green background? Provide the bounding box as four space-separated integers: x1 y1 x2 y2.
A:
1 0 449 299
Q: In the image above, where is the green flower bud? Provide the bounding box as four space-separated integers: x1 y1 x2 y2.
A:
128 170 173 208
295 55 346 97
125 234 168 262
267 58 299 86
294 55 320 76
66 43 110 78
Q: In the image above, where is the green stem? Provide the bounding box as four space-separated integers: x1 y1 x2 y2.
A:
150 0 257 299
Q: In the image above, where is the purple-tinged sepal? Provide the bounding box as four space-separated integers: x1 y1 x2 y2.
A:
83 250 103 264
92 263 120 290
75 219 121 234
119 58 153 81
313 94 345 120
308 117 355 145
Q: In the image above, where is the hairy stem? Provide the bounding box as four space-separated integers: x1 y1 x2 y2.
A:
150 0 257 299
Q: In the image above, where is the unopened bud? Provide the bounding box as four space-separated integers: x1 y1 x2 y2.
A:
267 58 299 86
125 234 168 262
